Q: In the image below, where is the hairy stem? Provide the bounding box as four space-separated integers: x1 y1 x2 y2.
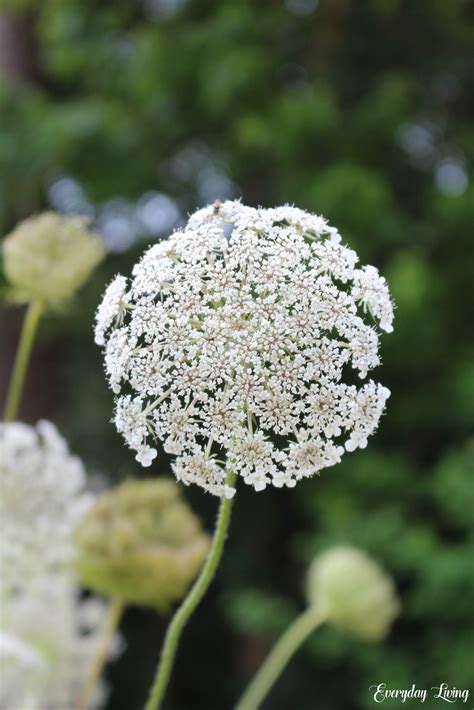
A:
75 597 124 710
144 470 237 710
3 299 43 421
235 607 326 710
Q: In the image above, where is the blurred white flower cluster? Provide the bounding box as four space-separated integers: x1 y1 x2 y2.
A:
0 420 93 587
1 579 109 710
96 201 394 498
307 546 400 641
2 212 105 307
0 421 109 710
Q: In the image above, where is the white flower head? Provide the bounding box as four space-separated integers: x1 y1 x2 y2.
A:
0 421 119 710
0 420 93 591
0 577 111 710
96 201 394 497
306 546 400 641
2 211 105 307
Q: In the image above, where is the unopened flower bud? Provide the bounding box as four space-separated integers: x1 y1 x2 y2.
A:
306 546 400 641
75 479 210 610
3 212 105 307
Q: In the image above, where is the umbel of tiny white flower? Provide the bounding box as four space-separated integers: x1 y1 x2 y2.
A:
0 420 94 592
0 576 112 710
95 200 394 498
0 421 115 710
75 478 210 610
306 546 400 641
2 211 105 307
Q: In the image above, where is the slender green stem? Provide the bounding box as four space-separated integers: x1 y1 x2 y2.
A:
235 607 326 710
75 597 124 710
3 299 44 421
144 470 237 710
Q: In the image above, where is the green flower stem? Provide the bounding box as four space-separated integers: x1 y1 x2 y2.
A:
235 606 327 710
75 597 124 710
144 470 237 710
3 299 44 422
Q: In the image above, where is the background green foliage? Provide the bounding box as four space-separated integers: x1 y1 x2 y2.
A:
1 1 473 708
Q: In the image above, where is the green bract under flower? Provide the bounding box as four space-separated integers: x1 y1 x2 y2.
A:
3 212 105 307
75 479 210 610
306 546 400 641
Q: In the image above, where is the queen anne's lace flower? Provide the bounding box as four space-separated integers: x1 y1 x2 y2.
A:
75 479 210 610
0 420 93 590
2 211 105 307
96 201 394 498
0 577 110 710
306 546 400 641
0 421 115 710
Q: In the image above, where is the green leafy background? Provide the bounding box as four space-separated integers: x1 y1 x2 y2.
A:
0 1 473 708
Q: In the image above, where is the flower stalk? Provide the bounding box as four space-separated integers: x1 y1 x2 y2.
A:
236 546 400 710
144 470 237 710
3 299 43 421
75 597 124 710
234 607 326 710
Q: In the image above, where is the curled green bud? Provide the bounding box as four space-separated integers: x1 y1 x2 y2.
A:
3 212 105 307
75 479 210 610
306 546 400 641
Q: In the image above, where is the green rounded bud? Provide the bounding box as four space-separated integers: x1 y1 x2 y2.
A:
306 546 400 641
3 212 105 307
75 479 210 610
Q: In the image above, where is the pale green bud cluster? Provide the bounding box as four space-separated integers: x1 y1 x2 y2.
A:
306 546 400 641
75 479 210 610
3 212 105 307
